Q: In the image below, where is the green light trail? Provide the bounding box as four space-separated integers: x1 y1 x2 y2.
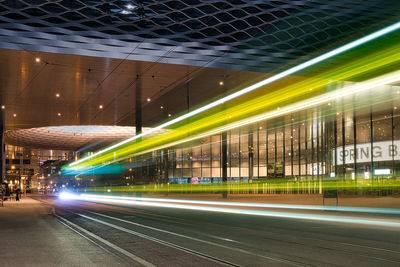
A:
65 22 400 172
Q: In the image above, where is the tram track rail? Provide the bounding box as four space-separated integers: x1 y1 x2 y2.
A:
34 196 238 266
31 195 400 266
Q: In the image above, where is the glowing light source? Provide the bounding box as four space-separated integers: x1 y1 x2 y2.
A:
69 21 400 168
35 57 40 63
79 194 400 215
126 4 137 10
55 93 60 98
375 169 391 175
57 112 62 116
61 194 400 227
1 105 5 109
219 81 224 86
59 192 77 200
13 113 17 117
99 104 104 109
147 97 151 102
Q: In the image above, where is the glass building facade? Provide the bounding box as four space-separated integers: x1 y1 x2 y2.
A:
142 84 400 185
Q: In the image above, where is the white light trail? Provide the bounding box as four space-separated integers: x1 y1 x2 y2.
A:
58 193 400 228
78 194 400 215
69 21 400 167
132 71 400 157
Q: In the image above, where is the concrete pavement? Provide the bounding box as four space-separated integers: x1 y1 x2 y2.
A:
0 197 124 267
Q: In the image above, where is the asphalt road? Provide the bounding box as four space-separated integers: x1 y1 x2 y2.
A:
38 196 400 267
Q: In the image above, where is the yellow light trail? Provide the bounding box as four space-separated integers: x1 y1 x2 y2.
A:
68 22 400 168
66 25 400 171
92 69 400 163
68 48 400 170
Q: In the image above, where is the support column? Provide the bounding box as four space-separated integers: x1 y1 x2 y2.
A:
248 131 254 182
162 150 169 183
370 108 374 180
135 73 143 186
353 109 357 182
0 109 4 183
135 74 142 136
222 132 228 198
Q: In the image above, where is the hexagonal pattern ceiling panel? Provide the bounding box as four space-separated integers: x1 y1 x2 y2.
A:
0 0 399 72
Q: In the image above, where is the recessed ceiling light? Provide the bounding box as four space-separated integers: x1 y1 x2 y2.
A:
99 105 103 109
126 4 137 10
1 105 5 109
57 112 62 116
160 105 164 109
13 113 17 117
147 97 151 102
35 57 40 63
55 93 60 98
219 81 224 86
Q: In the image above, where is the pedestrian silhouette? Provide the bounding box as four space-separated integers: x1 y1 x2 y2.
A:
15 188 21 201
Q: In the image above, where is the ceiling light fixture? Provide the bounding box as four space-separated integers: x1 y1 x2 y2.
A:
99 105 103 109
1 105 5 109
13 113 17 117
56 93 60 98
126 4 137 10
35 57 40 63
147 97 151 102
69 22 400 167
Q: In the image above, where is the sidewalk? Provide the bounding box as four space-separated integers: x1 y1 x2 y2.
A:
0 197 123 267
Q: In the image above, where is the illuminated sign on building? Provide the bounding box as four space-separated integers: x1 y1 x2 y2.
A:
334 140 400 165
374 169 391 175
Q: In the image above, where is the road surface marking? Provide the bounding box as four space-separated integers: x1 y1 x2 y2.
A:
79 212 306 266
55 214 155 267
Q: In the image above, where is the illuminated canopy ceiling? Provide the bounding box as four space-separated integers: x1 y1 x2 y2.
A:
1 0 400 156
4 125 146 150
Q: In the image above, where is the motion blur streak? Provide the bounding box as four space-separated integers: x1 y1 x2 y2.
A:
68 21 400 168
66 66 400 173
58 193 400 228
132 70 400 158
78 194 400 215
79 177 400 193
